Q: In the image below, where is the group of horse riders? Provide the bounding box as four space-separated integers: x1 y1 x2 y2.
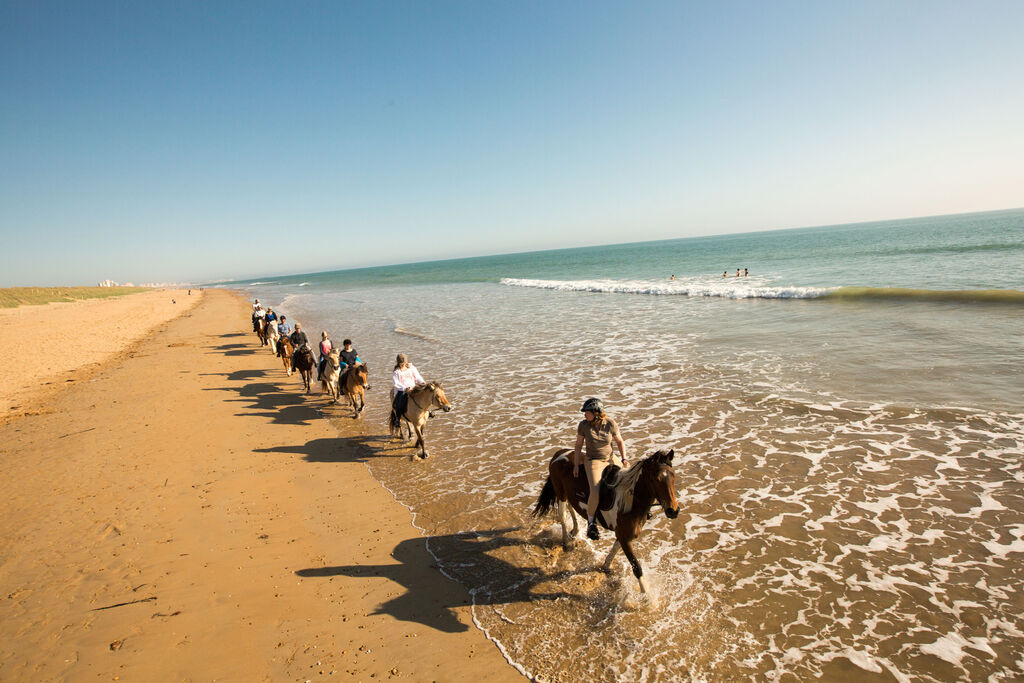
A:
249 301 676 591
251 298 361 380
252 298 633 539
250 298 439 423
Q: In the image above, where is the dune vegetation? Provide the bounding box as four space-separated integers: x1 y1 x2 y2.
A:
0 287 150 308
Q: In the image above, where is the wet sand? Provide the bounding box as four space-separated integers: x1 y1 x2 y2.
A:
0 289 521 681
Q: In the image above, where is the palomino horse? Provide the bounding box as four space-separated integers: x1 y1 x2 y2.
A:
532 449 679 594
293 346 315 393
320 349 342 402
340 363 370 418
388 383 452 459
277 337 294 375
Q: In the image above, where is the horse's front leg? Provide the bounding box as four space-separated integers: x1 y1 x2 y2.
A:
413 420 427 459
618 538 649 594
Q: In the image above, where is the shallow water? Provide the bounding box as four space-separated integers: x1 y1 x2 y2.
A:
229 210 1024 681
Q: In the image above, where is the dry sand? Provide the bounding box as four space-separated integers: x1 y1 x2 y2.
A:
0 289 522 681
0 289 199 419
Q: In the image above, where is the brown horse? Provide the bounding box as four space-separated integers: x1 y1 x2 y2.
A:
340 363 370 418
293 346 315 393
320 349 342 402
532 449 679 594
256 318 269 346
277 337 294 375
388 383 452 459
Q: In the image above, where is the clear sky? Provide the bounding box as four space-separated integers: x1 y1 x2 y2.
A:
2 1 1023 286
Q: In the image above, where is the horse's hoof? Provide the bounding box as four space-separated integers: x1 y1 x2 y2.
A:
419 453 429 460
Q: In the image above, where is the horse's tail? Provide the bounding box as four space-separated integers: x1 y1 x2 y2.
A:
388 404 401 436
532 477 556 518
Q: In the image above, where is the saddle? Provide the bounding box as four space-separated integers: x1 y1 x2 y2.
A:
597 464 622 513
572 462 623 525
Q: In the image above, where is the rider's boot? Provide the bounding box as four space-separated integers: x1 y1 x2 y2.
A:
587 516 599 540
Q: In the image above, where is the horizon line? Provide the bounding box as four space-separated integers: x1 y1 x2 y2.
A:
209 205 1024 286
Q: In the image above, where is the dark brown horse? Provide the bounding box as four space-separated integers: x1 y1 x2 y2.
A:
340 363 370 418
532 449 679 594
277 337 294 375
388 383 452 459
293 346 315 393
256 318 269 346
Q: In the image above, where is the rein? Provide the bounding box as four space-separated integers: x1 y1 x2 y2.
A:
408 387 430 413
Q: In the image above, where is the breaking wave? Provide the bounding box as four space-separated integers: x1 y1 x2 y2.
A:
501 277 830 299
501 278 1024 304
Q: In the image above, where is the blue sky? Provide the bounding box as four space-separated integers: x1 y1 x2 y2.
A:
2 1 1022 285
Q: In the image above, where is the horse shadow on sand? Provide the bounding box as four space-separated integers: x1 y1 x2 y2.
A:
202 371 323 426
296 527 593 633
212 343 259 356
254 434 392 464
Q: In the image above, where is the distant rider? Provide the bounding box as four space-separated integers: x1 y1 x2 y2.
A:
317 331 333 381
290 323 310 368
573 398 628 540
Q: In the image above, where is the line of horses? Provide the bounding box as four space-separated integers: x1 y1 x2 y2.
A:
250 311 679 594
252 313 451 459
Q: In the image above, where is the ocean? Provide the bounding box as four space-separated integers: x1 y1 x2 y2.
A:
222 208 1024 681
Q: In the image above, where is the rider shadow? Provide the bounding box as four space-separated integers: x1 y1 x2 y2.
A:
221 347 260 356
219 333 247 338
295 527 584 633
199 369 267 382
203 381 319 426
254 435 388 463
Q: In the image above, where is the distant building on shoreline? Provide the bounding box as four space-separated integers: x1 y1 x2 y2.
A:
98 279 119 287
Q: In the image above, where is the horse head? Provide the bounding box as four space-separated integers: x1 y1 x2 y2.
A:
644 449 679 518
427 382 452 412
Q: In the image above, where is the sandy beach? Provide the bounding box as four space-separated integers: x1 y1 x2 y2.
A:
0 289 521 681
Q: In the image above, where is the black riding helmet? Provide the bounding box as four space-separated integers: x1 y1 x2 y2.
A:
580 397 604 413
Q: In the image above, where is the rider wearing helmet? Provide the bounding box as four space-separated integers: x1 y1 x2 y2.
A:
573 397 629 540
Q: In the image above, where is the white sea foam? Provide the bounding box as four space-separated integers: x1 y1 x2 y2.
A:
501 277 833 299
241 272 1024 683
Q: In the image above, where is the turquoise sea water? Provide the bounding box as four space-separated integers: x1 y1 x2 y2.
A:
236 207 1024 294
222 209 1024 681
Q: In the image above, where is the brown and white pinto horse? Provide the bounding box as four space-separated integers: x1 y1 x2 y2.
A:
293 346 315 393
277 337 294 375
532 449 679 594
388 383 452 459
340 363 370 418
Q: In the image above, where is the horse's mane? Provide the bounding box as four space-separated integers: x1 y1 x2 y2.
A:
612 459 647 517
612 451 670 517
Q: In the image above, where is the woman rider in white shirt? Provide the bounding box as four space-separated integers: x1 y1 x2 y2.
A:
392 353 425 401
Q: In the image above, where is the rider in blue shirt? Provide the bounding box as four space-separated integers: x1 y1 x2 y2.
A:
339 339 360 369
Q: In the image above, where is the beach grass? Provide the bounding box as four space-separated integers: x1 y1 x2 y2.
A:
0 286 151 309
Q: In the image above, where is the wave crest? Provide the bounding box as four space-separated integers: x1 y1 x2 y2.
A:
501 279 1024 304
500 278 830 299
